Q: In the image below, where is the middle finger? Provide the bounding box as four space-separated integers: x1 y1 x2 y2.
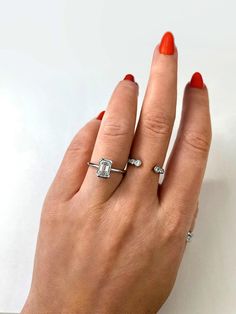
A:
124 32 177 194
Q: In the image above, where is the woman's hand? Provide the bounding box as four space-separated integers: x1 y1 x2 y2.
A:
22 32 211 314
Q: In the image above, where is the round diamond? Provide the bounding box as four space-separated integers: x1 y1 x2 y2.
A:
154 166 164 174
186 232 193 242
134 160 142 167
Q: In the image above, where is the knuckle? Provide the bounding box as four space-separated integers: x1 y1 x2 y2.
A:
142 112 173 138
182 130 211 153
102 118 130 139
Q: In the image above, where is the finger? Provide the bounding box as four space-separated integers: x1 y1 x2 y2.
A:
46 112 104 202
160 72 211 228
124 32 177 195
80 75 138 202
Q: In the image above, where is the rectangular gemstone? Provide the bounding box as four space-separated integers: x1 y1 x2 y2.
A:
96 158 112 178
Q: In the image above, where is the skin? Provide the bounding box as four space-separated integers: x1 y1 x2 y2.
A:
21 40 211 314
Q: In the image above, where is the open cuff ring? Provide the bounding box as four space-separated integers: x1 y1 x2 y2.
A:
128 159 164 176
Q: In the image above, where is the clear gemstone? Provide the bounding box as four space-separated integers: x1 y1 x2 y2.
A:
97 158 112 178
154 166 164 174
134 160 142 167
186 232 193 242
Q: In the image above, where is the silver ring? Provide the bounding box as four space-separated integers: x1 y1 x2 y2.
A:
153 165 165 174
186 231 193 243
128 158 142 167
87 158 126 179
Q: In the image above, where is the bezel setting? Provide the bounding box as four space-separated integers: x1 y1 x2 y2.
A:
96 158 113 178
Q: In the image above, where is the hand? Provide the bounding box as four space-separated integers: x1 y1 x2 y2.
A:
22 32 211 314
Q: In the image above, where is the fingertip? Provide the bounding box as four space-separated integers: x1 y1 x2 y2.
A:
123 74 135 82
123 73 139 88
96 110 105 121
153 44 178 60
117 75 139 98
185 72 208 97
151 41 178 74
189 72 204 89
153 31 178 62
159 31 176 55
185 82 208 94
184 82 209 106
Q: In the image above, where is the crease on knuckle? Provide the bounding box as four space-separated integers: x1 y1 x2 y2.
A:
102 118 130 139
181 130 211 153
142 112 172 138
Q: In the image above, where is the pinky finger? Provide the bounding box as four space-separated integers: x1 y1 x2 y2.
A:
160 73 212 228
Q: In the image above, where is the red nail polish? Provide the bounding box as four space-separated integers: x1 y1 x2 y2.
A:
159 32 175 55
96 110 105 120
123 74 135 82
190 72 204 89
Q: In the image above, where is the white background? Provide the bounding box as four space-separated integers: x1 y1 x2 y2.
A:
0 0 235 313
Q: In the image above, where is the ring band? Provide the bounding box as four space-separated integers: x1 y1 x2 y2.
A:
87 158 126 179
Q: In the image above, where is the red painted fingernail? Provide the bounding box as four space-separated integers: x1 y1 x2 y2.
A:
96 110 105 120
190 72 204 89
123 74 135 82
159 32 175 55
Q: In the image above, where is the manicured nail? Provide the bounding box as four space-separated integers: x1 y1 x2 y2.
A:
159 32 175 55
96 110 105 120
123 74 135 82
190 72 204 89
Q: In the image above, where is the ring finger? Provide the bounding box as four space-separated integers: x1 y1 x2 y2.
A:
80 75 138 202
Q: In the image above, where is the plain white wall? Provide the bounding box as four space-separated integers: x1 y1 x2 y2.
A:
0 0 235 313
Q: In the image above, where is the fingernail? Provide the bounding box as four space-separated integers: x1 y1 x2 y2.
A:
159 32 175 55
96 110 105 120
123 74 135 82
190 72 204 89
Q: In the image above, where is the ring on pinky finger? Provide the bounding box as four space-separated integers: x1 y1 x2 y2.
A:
186 231 194 243
153 165 165 175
